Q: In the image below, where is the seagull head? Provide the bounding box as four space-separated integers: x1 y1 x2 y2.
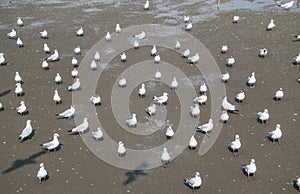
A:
54 133 60 138
163 92 169 96
195 172 200 176
40 163 44 167
251 159 255 163
235 134 240 139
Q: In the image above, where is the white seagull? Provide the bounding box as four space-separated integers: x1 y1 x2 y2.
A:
247 72 256 87
278 0 295 9
75 27 83 36
175 41 181 50
133 31 146 40
144 0 149 10
16 37 24 47
243 159 257 178
171 77 178 90
47 49 59 62
150 45 157 56
55 73 62 84
90 60 97 70
53 90 62 104
138 83 146 98
71 68 78 78
0 53 6 65
188 133 198 149
274 88 284 101
133 39 139 49
56 106 75 119
43 43 50 53
268 124 282 143
259 48 268 58
165 126 174 139
183 15 190 23
153 92 168 105
118 78 127 87
295 177 300 191
89 95 101 106
197 119 213 134
182 49 190 58
199 83 207 94
17 17 24 26
105 32 111 41
267 19 275 31
193 93 207 105
232 15 240 23
154 69 162 80
118 141 126 156
161 147 171 164
94 51 101 62
72 57 78 67
73 46 81 55
68 117 89 134
257 109 269 124
41 59 49 69
126 113 137 128
15 83 24 96
40 133 60 152
154 54 160 63
92 127 104 141
19 120 33 141
185 172 202 190
0 101 3 111
190 103 200 118
16 101 27 116
221 71 230 83
146 103 156 117
37 163 48 183
229 134 241 156
120 52 126 62
222 96 238 112
115 24 121 33
15 72 23 83
40 29 48 39
7 28 17 39
185 22 192 31
221 44 228 53
188 53 200 64
293 53 300 65
68 78 80 91
226 56 235 67
220 110 229 123
235 89 245 103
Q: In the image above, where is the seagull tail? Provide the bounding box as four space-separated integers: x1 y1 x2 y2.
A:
67 129 73 132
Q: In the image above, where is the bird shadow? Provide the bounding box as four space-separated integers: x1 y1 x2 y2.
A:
123 162 149 185
0 89 11 97
1 150 47 174
20 129 35 143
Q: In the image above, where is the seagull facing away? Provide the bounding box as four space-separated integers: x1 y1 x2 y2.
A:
53 90 62 104
115 24 121 33
105 32 111 41
247 72 256 88
278 0 294 9
185 22 192 31
118 78 126 88
274 88 284 100
259 48 268 58
222 96 238 112
16 37 24 47
40 133 60 152
138 83 146 98
232 15 240 23
165 126 174 139
183 15 191 23
43 43 50 53
185 172 202 190
15 83 24 96
197 119 213 135
41 59 49 70
295 177 300 191
15 72 23 83
188 133 198 149
220 110 229 123
190 104 200 118
154 53 160 63
16 101 27 116
175 41 181 50
56 106 75 119
89 95 101 106
150 45 157 56
126 113 137 128
257 109 269 124
92 127 104 141
221 71 230 83
267 19 275 31
19 120 33 141
188 53 200 64
7 28 17 39
47 49 59 62
118 141 126 156
67 117 89 134
120 52 126 62
0 53 6 65
55 73 62 84
229 134 241 156
161 147 171 164
133 31 146 40
17 17 24 26
37 163 48 183
293 53 300 65
133 39 139 49
193 93 208 105
235 89 245 103
73 46 81 55
171 77 178 90
154 69 161 80
72 57 78 67
0 101 3 111
75 27 83 36
40 29 48 39
221 44 228 53
153 92 169 105
268 124 282 144
68 78 80 91
226 56 235 67
90 60 97 70
94 51 101 62
71 68 78 78
144 0 149 10
243 159 257 178
146 103 156 117
199 83 207 94
182 49 190 58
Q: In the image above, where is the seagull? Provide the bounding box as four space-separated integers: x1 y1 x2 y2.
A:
175 41 180 50
226 56 235 67
154 54 160 63
185 22 192 31
118 141 126 156
171 77 178 90
16 101 27 116
243 159 257 178
278 0 294 9
47 49 59 62
221 71 230 83
16 37 24 47
15 83 24 96
247 72 256 87
188 133 198 149
181 49 190 58
184 172 202 191
294 34 300 41
40 133 60 152
259 48 268 58
68 117 89 134
40 29 48 39
274 88 284 101
138 83 146 98
295 177 300 191
126 113 137 128
55 73 62 84
72 57 78 67
144 0 149 10
232 15 240 23
150 45 157 56
220 110 229 123
190 104 200 118
94 51 101 62
43 43 50 53
293 53 300 65
268 124 282 144
120 52 126 62
161 147 171 164
267 19 275 31
17 17 24 26
133 31 146 40
188 53 200 64
15 72 23 83
165 126 174 139
19 120 33 141
7 28 17 39
0 53 6 65
193 93 207 105
229 134 241 156
73 46 81 55
0 101 3 111
68 78 80 91
221 44 228 53
197 119 213 134
235 89 245 103
183 15 191 23
41 59 49 70
133 39 139 49
118 78 127 88
56 106 75 119
75 27 83 36
154 69 161 80
37 163 48 183
115 24 121 33
257 109 269 124
199 83 207 94
105 32 111 41
222 96 238 112
90 60 97 70
89 95 101 106
92 127 104 141
146 103 156 117
71 68 78 78
153 92 168 105
53 90 62 104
